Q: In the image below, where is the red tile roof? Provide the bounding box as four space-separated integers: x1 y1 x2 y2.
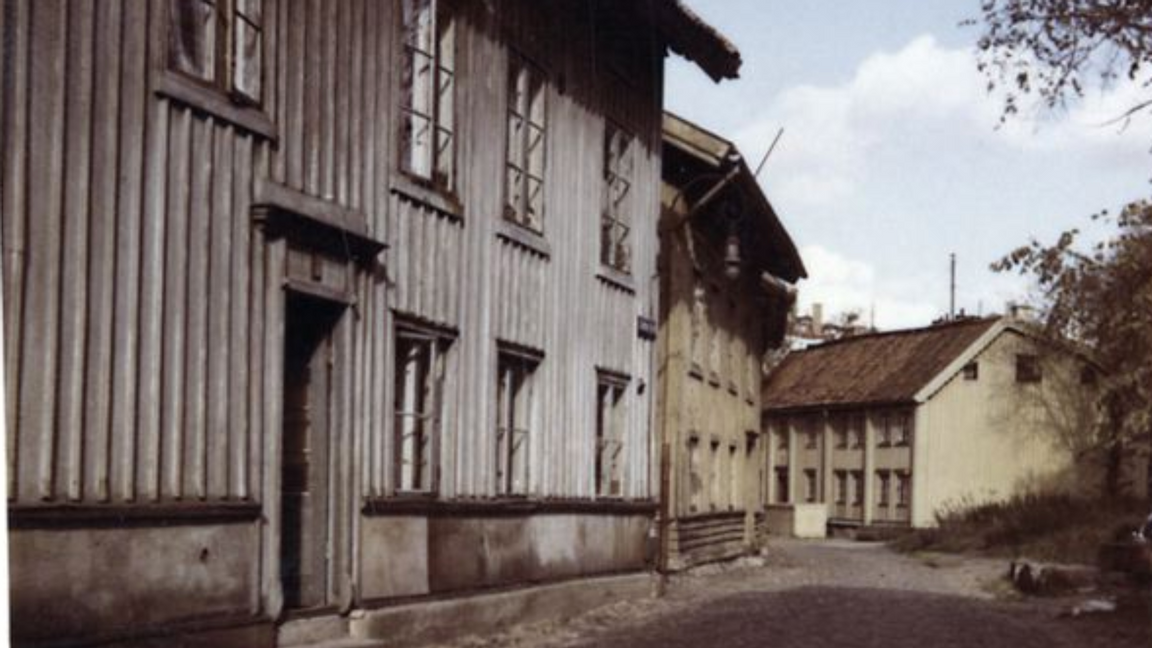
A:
763 317 1000 412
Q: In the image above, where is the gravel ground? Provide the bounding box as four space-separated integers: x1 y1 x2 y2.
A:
431 539 1151 648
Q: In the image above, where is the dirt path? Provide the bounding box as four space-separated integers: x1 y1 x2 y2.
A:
433 539 1151 648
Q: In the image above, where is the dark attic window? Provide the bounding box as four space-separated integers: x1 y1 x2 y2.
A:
962 362 979 381
1015 354 1042 384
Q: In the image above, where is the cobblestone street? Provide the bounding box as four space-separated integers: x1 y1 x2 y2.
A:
434 540 1152 648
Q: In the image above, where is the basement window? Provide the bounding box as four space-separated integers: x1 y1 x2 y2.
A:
399 0 456 190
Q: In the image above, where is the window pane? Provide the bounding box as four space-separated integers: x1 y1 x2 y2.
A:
236 0 262 22
233 16 262 104
433 8 455 188
169 0 217 82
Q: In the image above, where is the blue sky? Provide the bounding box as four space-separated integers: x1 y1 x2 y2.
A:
667 1 1151 329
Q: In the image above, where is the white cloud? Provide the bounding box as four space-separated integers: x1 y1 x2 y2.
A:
795 245 937 330
736 35 1151 212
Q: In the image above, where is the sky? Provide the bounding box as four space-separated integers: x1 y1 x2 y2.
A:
666 0 1152 330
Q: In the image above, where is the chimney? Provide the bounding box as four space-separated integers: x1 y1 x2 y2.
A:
812 302 824 337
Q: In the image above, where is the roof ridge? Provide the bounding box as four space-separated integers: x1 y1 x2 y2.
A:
795 316 999 352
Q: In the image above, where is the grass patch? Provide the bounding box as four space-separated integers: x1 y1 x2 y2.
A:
891 493 1148 564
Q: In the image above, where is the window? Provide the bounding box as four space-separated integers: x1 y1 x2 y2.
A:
851 471 864 506
707 440 721 510
168 0 264 105
776 427 789 450
394 326 450 493
877 413 892 447
728 445 739 511
600 122 634 273
834 420 848 449
504 53 546 231
876 470 891 507
834 470 848 505
849 415 864 449
962 362 979 380
495 350 538 496
595 374 628 497
775 467 789 503
688 437 703 513
400 0 455 189
896 472 911 508
805 420 818 449
1016 354 1042 383
804 469 818 503
893 412 912 446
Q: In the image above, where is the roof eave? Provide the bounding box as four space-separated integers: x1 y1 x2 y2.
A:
655 1 742 82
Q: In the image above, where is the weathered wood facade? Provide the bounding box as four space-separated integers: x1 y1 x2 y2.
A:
656 114 804 569
1 2 739 645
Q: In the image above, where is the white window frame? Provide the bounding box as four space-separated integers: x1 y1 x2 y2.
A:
393 325 449 494
495 349 539 496
600 122 634 273
399 0 456 189
595 373 628 498
504 52 547 232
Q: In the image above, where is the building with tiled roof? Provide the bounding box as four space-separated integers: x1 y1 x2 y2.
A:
762 316 1099 531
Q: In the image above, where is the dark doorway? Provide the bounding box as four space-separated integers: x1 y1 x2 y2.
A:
281 292 343 610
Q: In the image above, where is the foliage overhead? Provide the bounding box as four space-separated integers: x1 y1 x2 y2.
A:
971 0 1152 124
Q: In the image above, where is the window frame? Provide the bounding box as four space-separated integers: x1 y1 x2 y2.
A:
503 50 548 234
398 0 457 192
803 468 818 503
962 362 979 381
159 0 274 139
876 470 891 507
392 323 451 495
594 371 629 499
494 347 540 497
600 121 635 274
896 471 911 508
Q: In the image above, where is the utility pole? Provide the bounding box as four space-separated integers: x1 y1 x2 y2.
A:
949 253 956 320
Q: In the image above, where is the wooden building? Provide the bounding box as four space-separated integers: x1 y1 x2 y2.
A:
1 2 739 646
763 316 1115 533
656 114 805 569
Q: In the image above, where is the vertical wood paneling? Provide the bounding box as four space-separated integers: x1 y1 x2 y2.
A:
184 117 213 499
56 0 94 501
137 78 171 503
230 134 253 499
19 0 67 501
109 0 148 502
83 0 122 503
207 121 234 499
2 0 29 499
161 107 191 499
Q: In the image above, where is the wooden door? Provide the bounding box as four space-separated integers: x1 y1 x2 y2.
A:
281 293 342 610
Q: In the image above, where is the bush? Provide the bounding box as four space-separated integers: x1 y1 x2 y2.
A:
892 493 1148 564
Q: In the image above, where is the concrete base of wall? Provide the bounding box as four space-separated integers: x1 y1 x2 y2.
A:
763 504 828 539
349 572 655 647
